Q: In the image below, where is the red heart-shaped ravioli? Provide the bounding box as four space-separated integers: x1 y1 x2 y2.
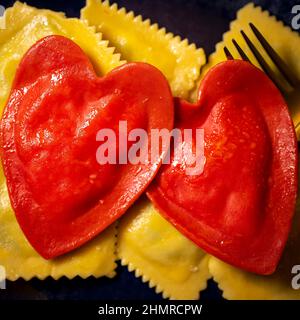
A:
0 35 173 259
147 60 298 275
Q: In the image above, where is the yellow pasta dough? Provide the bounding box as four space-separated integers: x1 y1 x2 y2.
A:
206 3 300 299
0 1 123 280
82 0 211 299
199 2 300 138
81 0 205 100
118 197 210 300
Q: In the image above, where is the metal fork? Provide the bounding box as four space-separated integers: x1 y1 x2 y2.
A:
223 23 300 141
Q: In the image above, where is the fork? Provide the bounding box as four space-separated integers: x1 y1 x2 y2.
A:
223 23 300 142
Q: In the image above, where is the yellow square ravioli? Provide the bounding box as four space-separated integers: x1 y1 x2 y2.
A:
199 2 300 139
205 4 300 299
82 0 211 299
118 197 210 300
0 2 123 280
81 0 205 100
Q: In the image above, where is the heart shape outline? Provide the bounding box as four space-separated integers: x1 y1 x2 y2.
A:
0 35 174 259
148 60 298 275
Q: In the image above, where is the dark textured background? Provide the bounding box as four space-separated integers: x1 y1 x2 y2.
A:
0 0 299 300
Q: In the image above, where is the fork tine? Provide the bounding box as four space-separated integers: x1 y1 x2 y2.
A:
224 46 234 60
232 39 251 63
249 23 299 87
240 30 285 92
